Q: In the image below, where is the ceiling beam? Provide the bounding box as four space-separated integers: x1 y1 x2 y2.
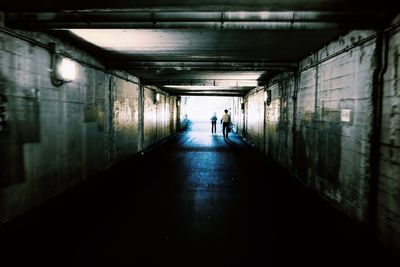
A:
171 92 246 96
5 11 388 30
160 89 249 97
107 61 298 71
145 80 259 86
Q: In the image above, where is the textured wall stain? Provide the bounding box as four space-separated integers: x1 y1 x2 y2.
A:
0 93 8 132
316 112 342 187
389 104 400 158
115 98 133 129
84 104 105 131
0 78 25 188
105 79 116 167
294 117 313 182
393 48 399 96
84 104 98 122
0 29 179 225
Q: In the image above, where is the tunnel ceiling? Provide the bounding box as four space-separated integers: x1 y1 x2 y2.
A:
3 0 398 96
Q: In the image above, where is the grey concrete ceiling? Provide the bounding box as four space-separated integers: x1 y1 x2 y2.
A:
3 0 399 96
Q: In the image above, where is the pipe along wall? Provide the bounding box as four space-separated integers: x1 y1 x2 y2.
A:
230 14 400 253
0 29 182 225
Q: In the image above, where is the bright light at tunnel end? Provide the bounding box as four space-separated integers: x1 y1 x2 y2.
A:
164 85 242 90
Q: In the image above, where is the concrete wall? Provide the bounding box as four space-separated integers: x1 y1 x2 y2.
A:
245 30 376 221
243 18 400 252
265 73 295 170
143 86 177 149
230 96 244 135
179 96 190 127
112 78 139 162
244 88 265 150
295 30 376 221
377 14 400 251
0 29 179 224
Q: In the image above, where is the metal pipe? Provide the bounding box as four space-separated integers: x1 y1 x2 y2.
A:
6 21 350 30
107 61 298 71
5 10 385 30
7 10 385 22
299 34 377 72
108 61 297 67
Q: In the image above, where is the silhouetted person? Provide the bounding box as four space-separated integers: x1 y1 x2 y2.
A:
210 112 217 134
221 109 231 139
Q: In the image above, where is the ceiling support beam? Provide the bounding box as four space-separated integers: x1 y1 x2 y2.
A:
5 11 387 29
162 90 248 97
171 92 246 96
106 61 298 71
145 80 259 86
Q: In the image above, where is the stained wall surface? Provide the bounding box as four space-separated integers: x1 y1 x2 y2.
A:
143 86 177 149
244 88 265 151
230 96 244 135
242 18 400 252
377 14 400 251
0 30 179 224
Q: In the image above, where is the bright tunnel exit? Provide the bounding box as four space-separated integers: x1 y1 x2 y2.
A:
179 95 244 139
180 96 234 122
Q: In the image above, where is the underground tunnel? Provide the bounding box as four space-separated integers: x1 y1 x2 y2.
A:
0 0 400 265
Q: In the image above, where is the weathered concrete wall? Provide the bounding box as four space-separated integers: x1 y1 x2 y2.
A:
170 96 178 135
143 86 177 149
112 78 139 161
143 87 157 148
265 73 295 170
244 88 265 150
296 30 376 221
0 29 134 223
230 96 244 135
243 19 400 252
0 29 178 224
244 30 377 222
179 96 190 127
377 14 400 251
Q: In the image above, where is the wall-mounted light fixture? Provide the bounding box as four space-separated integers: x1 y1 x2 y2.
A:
49 43 77 86
56 57 76 82
264 85 272 106
153 91 160 104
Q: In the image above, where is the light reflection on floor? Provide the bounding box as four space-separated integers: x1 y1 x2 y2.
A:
177 120 243 239
0 119 392 267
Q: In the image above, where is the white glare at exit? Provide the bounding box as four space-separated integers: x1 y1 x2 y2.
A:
181 96 234 122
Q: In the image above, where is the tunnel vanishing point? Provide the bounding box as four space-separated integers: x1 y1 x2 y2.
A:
0 0 400 265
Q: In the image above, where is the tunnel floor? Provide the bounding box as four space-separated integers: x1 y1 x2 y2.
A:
0 121 397 266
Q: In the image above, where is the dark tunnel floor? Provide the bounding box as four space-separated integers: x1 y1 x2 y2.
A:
0 121 398 266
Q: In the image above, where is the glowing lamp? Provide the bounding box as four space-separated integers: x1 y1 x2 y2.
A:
153 92 160 104
49 43 77 86
56 57 76 82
